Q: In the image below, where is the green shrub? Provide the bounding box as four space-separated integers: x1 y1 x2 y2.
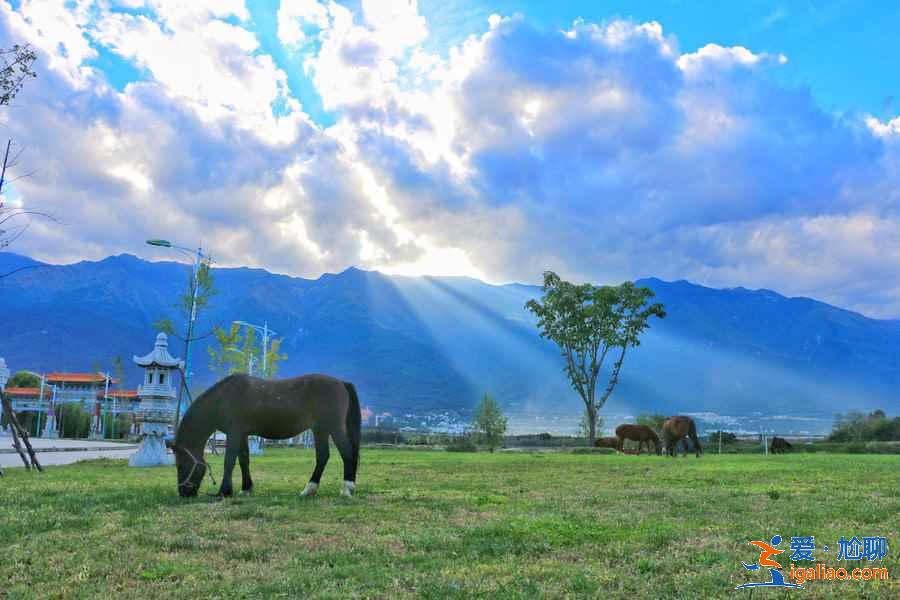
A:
361 429 406 444
445 436 477 452
58 403 92 438
101 412 134 439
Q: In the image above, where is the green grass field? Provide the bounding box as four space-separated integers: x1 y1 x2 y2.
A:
1 449 897 599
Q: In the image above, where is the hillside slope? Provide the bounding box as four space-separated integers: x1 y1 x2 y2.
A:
0 253 896 420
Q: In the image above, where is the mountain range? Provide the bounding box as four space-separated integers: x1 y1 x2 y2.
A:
0 252 897 430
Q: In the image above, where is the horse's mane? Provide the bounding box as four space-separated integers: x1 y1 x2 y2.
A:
195 373 244 405
176 374 246 444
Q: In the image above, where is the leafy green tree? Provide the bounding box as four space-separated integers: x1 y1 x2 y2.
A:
262 338 287 378
101 411 132 440
3 372 42 435
1 44 36 106
208 323 257 375
154 259 217 343
7 370 40 388
473 393 507 452
58 403 91 438
208 323 286 378
525 272 665 444
829 410 900 442
637 413 667 433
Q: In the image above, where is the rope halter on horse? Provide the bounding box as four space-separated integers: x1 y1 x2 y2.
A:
177 445 217 490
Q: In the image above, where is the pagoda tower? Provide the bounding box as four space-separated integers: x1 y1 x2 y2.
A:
129 332 184 467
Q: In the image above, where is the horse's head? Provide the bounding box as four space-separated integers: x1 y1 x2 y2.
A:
173 444 206 497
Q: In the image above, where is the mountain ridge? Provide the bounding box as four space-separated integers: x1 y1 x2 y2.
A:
0 252 896 422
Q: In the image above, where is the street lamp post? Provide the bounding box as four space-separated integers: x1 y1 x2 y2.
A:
146 239 212 426
232 320 277 456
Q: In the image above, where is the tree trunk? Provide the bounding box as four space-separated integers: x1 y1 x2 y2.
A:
1 391 42 470
586 404 597 446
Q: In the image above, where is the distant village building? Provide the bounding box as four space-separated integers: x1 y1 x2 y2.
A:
2 371 140 438
0 334 179 448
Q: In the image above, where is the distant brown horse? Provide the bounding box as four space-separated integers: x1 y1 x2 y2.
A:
661 416 702 458
769 437 793 454
594 437 620 450
615 424 661 455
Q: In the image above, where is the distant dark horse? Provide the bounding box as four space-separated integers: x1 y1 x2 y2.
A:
615 424 661 455
594 437 620 450
769 437 793 454
661 416 702 458
173 373 361 498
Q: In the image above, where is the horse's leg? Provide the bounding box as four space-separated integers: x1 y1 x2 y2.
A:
331 429 357 497
238 435 253 494
691 431 702 457
217 435 239 497
300 429 330 497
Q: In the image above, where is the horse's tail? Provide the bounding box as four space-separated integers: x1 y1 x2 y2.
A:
689 419 703 456
344 381 361 472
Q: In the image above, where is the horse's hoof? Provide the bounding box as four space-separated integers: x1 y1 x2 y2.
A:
299 482 319 497
341 480 356 498
239 488 253 496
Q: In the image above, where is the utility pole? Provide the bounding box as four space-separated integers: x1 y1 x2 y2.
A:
102 372 110 438
0 139 11 195
175 247 202 425
146 239 212 428
262 321 269 378
234 320 277 379
36 373 45 437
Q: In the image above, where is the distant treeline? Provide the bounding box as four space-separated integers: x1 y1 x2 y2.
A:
4 405 132 439
827 410 899 442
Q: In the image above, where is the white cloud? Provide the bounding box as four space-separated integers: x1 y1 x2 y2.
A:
866 115 900 138
2 0 96 86
90 3 305 142
677 43 787 77
2 2 900 317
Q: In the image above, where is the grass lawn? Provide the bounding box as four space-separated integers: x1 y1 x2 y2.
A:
1 449 897 599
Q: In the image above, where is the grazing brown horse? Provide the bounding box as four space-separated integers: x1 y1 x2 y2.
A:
615 424 661 455
661 416 702 458
173 373 361 498
594 437 620 450
769 436 793 454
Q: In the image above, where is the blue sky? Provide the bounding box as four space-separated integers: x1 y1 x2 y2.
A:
84 1 900 125
418 1 899 117
1 1 899 317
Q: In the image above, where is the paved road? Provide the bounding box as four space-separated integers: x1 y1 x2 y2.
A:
0 435 139 468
